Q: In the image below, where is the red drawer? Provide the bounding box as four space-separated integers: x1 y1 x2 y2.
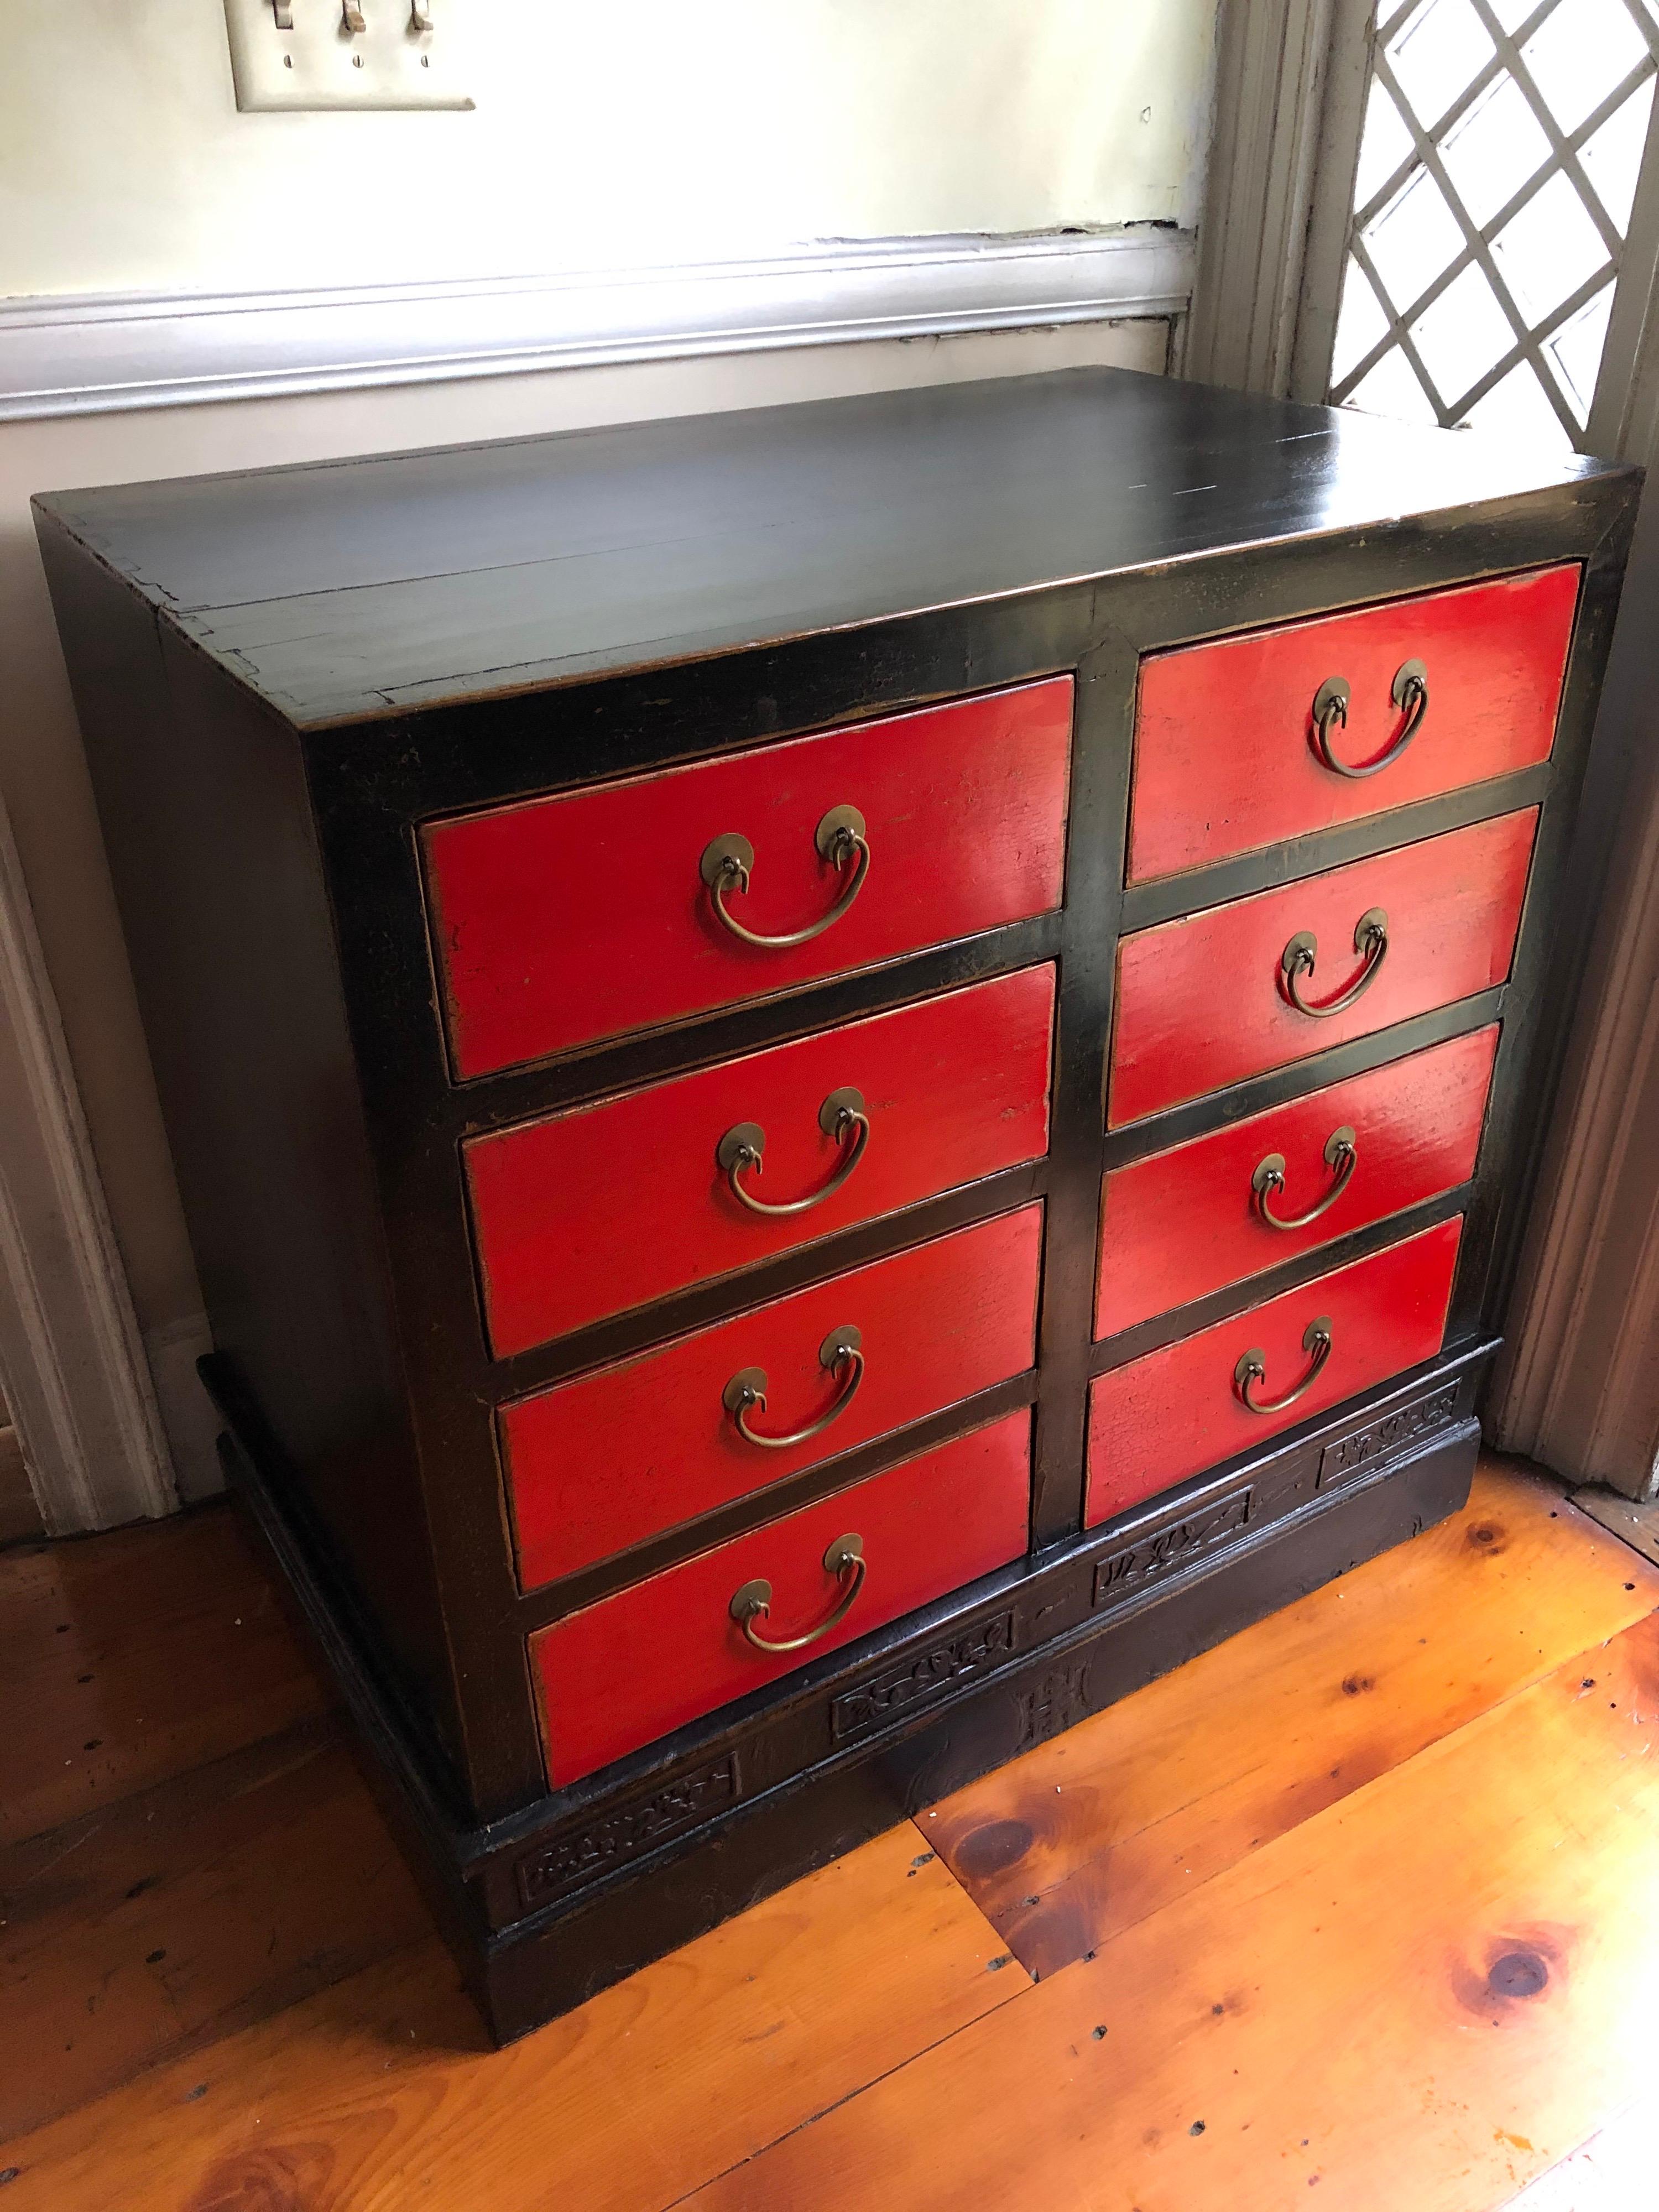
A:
1128 565 1576 883
466 964 1056 1356
423 678 1073 1079
1108 809 1535 1127
531 1409 1032 1785
503 1204 1043 1589
1096 1025 1497 1338
1086 1215 1462 1527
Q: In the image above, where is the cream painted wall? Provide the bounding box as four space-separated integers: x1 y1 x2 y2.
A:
1 1 1216 300
1 319 1170 1495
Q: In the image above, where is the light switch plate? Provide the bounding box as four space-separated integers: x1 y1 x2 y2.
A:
223 0 473 112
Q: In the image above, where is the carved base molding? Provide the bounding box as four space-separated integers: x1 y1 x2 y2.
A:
213 1343 1486 2041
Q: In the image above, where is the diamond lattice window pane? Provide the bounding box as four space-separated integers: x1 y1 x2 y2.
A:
1546 282 1616 420
1361 171 1468 311
1439 74 1552 228
1345 345 1446 427
1353 75 1417 214
1520 0 1650 136
1490 170 1612 321
1386 0 1496 133
1331 258 1392 385
1331 0 1656 447
1461 360 1575 451
1409 262 1517 405
1580 77 1657 233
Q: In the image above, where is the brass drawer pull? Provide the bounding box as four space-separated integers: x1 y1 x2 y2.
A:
1312 660 1428 780
729 1533 867 1654
717 1087 869 1217
1251 1125 1357 1230
1281 906 1387 1018
1234 1317 1332 1415
723 1327 864 1450
701 806 870 948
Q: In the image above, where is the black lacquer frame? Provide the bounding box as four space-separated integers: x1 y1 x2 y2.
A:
42 442 1638 2042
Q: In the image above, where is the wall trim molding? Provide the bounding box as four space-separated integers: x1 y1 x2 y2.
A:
0 787 178 1535
1490 498 1659 1500
0 228 1194 422
1486 123 1659 1501
1185 0 1372 400
1185 0 1335 395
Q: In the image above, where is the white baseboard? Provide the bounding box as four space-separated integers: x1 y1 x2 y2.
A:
144 1313 223 1505
0 227 1193 421
0 789 177 1535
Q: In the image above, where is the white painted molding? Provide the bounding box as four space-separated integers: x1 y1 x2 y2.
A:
1488 481 1659 1502
0 787 178 1535
1186 0 1337 395
0 229 1194 422
1487 119 1659 1501
1490 714 1659 1499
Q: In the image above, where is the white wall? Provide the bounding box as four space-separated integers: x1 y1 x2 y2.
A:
0 0 1218 1509
2 0 1217 300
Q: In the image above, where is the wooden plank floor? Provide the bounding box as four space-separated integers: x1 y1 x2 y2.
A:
3 1454 1658 2208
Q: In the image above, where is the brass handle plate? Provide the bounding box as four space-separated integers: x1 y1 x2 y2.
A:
1281 907 1388 1018
1311 659 1428 780
1234 1317 1333 1415
1251 1125 1357 1230
717 1087 869 1217
723 1327 865 1450
729 1532 867 1655
701 806 870 948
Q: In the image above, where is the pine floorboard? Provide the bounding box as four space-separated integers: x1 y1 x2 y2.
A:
0 1506 328 1850
2 1456 1655 2209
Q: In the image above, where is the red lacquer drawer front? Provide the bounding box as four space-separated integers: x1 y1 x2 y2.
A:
503 1204 1043 1590
1087 1216 1463 1528
1128 565 1576 883
1096 1025 1497 1338
466 964 1056 1356
1109 808 1535 1127
424 678 1073 1079
532 1409 1032 1785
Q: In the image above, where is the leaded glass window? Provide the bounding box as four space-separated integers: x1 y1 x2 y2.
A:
1329 0 1658 450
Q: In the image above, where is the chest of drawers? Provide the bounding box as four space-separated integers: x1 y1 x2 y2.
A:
35 368 1636 2041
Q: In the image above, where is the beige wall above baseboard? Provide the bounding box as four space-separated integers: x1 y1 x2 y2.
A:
0 1 1217 301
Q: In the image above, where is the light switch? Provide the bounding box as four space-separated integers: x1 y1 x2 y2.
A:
222 0 473 112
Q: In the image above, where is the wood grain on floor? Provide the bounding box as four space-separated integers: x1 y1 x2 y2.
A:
690 1608 1659 2211
0 1425 43 1548
925 1459 1659 1979
0 1828 1025 2212
1 1458 1655 2211
0 1716 432 2137
0 1507 328 1849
